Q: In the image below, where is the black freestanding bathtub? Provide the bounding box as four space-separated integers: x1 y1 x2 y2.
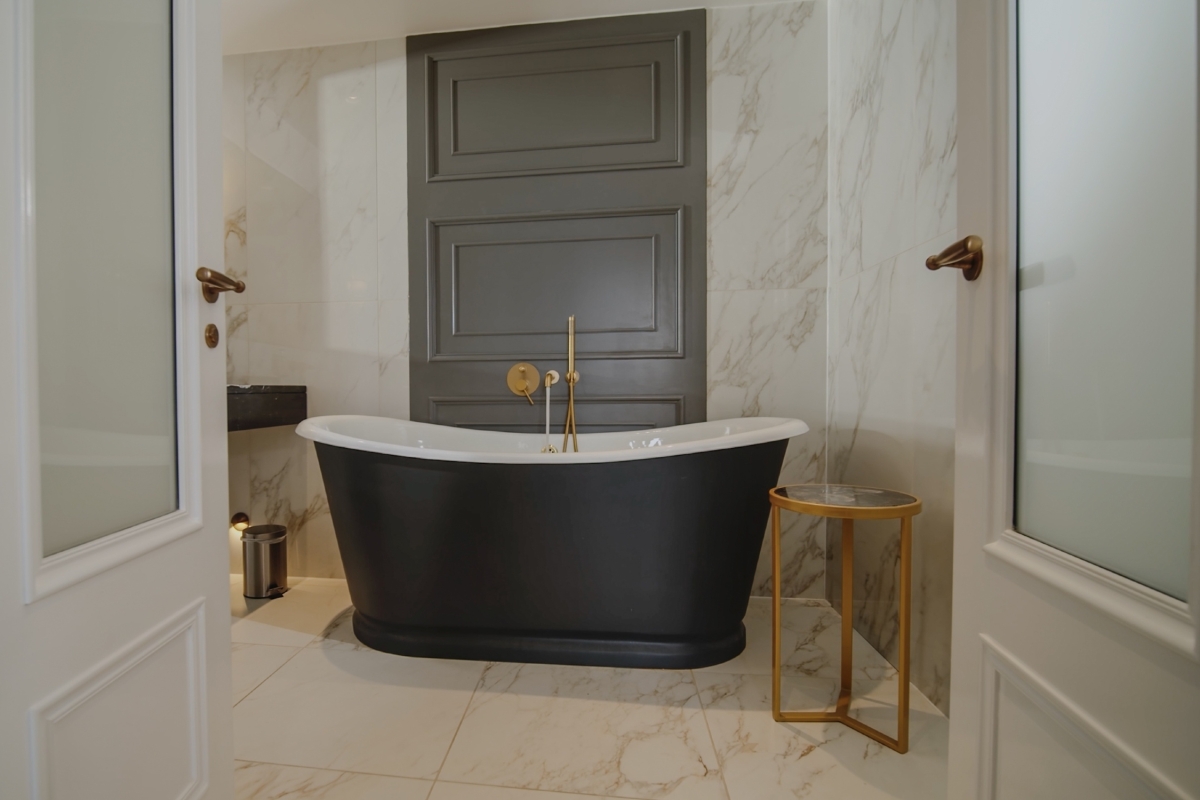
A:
298 415 807 668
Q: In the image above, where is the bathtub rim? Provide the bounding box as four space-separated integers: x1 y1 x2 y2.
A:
297 415 807 464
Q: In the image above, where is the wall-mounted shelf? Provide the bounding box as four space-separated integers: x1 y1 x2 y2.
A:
227 385 307 432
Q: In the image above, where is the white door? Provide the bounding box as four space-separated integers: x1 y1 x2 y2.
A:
949 1 1200 798
0 0 232 797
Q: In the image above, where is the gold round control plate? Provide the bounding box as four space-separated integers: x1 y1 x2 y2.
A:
506 362 540 396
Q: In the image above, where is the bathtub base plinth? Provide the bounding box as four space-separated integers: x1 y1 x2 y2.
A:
352 611 747 669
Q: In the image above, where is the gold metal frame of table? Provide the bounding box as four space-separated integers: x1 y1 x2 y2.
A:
768 484 922 754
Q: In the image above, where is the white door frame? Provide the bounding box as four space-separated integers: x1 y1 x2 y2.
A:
12 0 207 603
950 0 1200 796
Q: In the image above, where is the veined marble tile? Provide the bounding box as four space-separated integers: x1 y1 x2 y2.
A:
698 597 894 680
829 0 957 283
230 575 352 647
708 2 827 292
439 663 727 800
228 429 252 573
232 642 299 705
244 43 378 304
237 426 342 579
376 39 408 305
708 288 826 599
379 298 410 419
825 232 956 714
224 57 248 290
235 761 432 800
245 301 380 417
226 303 250 385
696 671 947 800
233 645 484 779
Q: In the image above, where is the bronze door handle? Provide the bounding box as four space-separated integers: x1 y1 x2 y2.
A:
195 267 245 303
926 235 983 281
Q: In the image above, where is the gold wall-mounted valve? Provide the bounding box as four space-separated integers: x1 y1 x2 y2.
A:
506 362 541 404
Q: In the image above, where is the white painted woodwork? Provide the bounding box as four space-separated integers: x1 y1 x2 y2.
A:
949 0 1200 798
0 0 233 797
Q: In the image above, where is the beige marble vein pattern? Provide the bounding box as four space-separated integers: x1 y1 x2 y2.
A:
696 671 947 800
828 0 956 283
235 761 432 800
234 645 485 779
376 38 410 419
706 2 830 602
696 598 895 680
708 288 826 599
233 426 342 579
708 2 827 292
825 234 956 714
244 42 378 305
440 663 726 800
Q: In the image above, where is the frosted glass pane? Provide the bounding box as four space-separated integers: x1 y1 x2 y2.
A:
1016 0 1195 600
35 0 177 556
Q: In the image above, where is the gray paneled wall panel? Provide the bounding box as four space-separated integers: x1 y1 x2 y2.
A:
430 34 684 179
409 11 706 431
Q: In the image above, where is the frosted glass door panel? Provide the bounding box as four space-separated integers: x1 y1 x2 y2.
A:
35 0 177 555
1016 0 1196 599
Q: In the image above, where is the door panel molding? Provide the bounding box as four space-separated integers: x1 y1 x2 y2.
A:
28 599 209 800
968 0 1199 659
425 32 686 181
427 206 684 361
12 0 205 603
979 635 1192 800
986 530 1196 660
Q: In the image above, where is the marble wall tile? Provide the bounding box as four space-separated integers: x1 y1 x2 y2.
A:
239 427 342 579
708 2 827 292
826 0 957 716
708 288 827 598
828 0 956 284
375 39 408 304
825 233 956 714
244 43 378 305
707 2 829 600
246 301 380 417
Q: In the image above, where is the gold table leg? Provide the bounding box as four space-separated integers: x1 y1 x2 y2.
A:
771 511 913 754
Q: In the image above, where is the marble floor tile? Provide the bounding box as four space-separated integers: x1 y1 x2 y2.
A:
233 644 485 779
695 671 948 800
230 576 352 647
429 782 626 800
235 761 432 799
232 643 300 705
697 597 895 679
439 663 727 800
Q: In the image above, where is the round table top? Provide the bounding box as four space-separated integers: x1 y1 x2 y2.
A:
769 484 922 519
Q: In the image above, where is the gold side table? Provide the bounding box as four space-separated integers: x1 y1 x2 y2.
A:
768 484 922 754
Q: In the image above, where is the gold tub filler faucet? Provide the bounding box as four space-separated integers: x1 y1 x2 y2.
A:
505 316 581 453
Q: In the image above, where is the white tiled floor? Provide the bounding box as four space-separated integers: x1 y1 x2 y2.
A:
230 576 947 800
